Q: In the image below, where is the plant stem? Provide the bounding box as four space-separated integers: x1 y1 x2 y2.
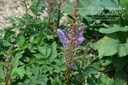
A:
47 1 53 33
57 0 61 28
47 13 51 31
4 45 14 85
64 24 76 85
65 65 71 85
23 0 28 15
5 63 9 85
64 1 79 84
64 46 72 85
73 0 79 24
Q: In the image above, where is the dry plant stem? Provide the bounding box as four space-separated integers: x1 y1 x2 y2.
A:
73 0 79 23
4 45 14 85
57 0 62 28
47 2 53 33
65 0 79 84
5 62 10 85
22 0 28 15
65 24 76 85
47 13 51 29
65 44 73 85
65 62 71 85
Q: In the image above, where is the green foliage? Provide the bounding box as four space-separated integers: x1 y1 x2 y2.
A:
99 25 128 34
0 0 65 84
0 0 128 85
91 25 128 57
91 34 119 57
96 74 126 85
30 0 45 16
63 0 119 17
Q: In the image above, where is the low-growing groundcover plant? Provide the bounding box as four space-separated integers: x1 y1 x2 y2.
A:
0 0 128 85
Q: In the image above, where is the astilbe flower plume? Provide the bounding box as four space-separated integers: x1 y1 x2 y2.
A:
57 25 85 46
57 25 85 69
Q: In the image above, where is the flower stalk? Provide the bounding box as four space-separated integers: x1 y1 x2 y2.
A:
46 1 54 33
57 0 62 28
4 44 14 85
73 0 79 23
57 24 85 85
57 0 84 84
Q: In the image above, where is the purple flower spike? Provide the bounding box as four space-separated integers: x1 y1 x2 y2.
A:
57 29 69 46
76 31 83 38
57 26 85 69
78 25 85 31
75 29 85 45
76 37 85 45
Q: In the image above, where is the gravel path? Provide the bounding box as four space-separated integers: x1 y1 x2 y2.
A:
0 0 74 29
0 0 31 29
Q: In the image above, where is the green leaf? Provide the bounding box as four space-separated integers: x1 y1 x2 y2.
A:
90 34 119 58
29 35 35 44
3 40 10 46
36 75 48 85
15 66 25 79
37 46 46 56
34 53 44 59
114 78 126 85
10 51 24 77
97 74 127 85
0 82 5 85
0 67 5 79
42 65 50 73
4 29 15 40
98 0 119 8
25 67 32 77
26 74 48 85
62 1 75 14
31 65 40 76
78 0 99 17
91 31 128 57
112 56 128 71
85 67 98 75
63 0 119 17
118 43 128 57
30 0 41 15
99 25 128 34
114 70 126 79
46 48 51 57
0 29 4 34
12 51 24 67
102 59 111 66
50 75 64 85
49 42 57 61
97 75 114 85
40 6 45 12
17 37 25 47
